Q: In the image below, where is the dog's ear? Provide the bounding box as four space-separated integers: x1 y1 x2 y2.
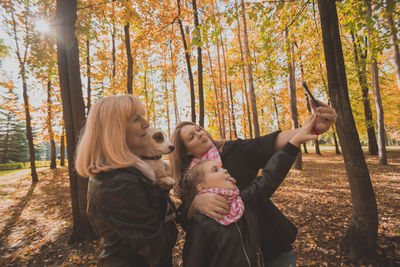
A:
152 132 164 143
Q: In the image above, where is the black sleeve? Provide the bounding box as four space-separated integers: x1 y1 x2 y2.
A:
241 130 281 170
183 216 213 267
241 142 299 209
99 173 174 266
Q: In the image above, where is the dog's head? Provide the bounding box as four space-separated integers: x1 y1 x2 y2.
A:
143 127 175 156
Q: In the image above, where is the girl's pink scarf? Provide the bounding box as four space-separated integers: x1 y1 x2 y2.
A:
198 188 245 225
190 144 222 168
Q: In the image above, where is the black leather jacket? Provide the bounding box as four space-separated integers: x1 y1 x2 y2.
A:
87 167 177 267
183 142 300 267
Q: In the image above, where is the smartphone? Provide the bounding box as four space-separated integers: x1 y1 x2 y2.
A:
302 82 321 107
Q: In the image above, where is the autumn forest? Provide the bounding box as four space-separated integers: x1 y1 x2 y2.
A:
0 0 399 266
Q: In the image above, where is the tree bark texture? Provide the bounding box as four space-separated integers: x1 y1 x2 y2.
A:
55 0 96 243
318 0 378 259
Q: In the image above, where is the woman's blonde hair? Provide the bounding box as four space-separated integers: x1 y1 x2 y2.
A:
75 94 144 177
169 121 224 198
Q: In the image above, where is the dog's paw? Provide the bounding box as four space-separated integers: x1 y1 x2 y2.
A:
156 176 176 190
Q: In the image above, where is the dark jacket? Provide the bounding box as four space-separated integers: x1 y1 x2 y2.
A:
183 142 300 267
221 131 299 261
87 167 178 267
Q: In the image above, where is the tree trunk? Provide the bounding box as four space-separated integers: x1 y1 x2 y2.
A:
60 127 65 166
22 70 38 182
177 0 196 123
237 12 253 138
221 37 233 139
229 83 238 138
332 126 341 155
2 113 11 163
124 23 133 94
216 42 226 138
272 94 281 131
86 39 91 114
192 0 204 127
240 0 259 137
207 47 223 138
56 0 96 243
386 0 400 91
169 35 179 125
163 67 171 136
318 0 378 259
286 30 302 169
351 32 378 155
112 24 116 78
303 142 308 154
11 10 38 183
47 80 56 169
366 1 387 165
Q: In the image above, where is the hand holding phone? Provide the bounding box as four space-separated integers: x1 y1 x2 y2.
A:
302 82 321 107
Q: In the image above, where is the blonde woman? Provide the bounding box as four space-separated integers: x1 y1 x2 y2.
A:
75 95 177 267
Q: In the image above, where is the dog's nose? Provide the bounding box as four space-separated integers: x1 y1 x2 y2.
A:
169 145 175 152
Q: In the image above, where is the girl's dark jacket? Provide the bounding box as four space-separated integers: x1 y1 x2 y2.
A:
183 142 300 267
86 167 178 267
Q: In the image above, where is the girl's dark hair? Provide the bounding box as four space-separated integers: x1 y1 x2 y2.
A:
179 159 210 206
169 121 224 199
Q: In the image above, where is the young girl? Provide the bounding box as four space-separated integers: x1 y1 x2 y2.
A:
180 114 319 267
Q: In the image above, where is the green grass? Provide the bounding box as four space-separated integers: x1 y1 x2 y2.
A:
0 169 21 176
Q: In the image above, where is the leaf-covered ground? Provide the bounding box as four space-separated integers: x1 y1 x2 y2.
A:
0 149 399 266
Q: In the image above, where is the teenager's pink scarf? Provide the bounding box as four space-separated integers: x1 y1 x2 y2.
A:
189 144 222 168
198 188 245 225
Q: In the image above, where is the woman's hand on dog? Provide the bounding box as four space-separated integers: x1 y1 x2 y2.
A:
188 193 230 220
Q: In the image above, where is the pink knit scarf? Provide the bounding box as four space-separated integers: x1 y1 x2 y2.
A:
190 144 222 168
198 188 245 225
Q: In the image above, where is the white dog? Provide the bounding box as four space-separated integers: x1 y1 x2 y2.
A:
132 127 176 190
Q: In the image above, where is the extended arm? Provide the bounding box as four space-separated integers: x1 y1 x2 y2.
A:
274 101 337 151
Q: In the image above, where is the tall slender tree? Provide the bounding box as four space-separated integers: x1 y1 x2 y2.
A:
177 0 196 123
365 0 387 164
192 0 204 127
9 3 38 182
55 0 95 243
385 0 400 91
318 0 378 259
236 9 253 138
240 0 259 136
350 32 378 155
